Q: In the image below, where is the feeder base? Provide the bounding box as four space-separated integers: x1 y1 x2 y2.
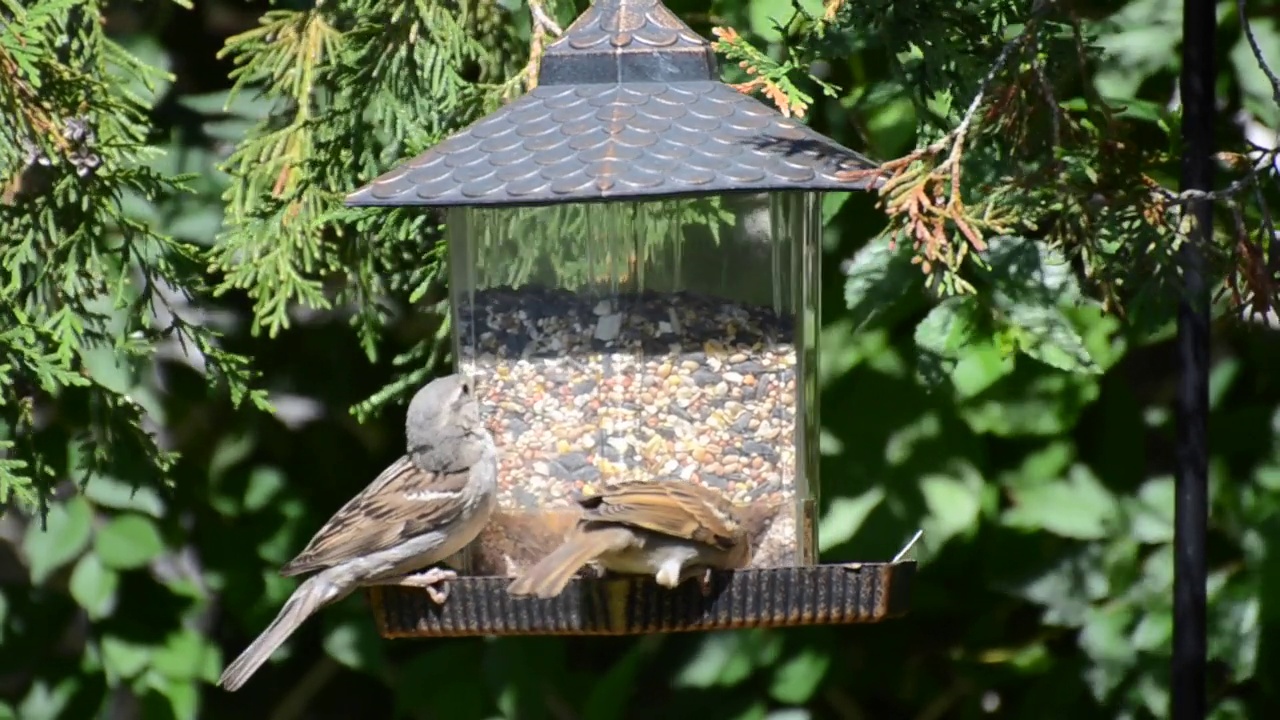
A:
368 562 914 638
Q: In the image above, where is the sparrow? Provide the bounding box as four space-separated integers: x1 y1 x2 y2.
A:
506 480 753 599
219 373 497 691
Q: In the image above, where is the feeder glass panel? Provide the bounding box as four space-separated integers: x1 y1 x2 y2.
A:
448 192 821 569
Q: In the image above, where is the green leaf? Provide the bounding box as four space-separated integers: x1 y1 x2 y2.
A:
152 628 209 680
16 679 75 720
1000 297 1099 373
166 205 226 246
764 710 811 720
102 635 152 679
1130 606 1172 651
866 96 917 149
81 475 165 517
821 192 851 228
748 0 792 42
920 472 982 544
1125 476 1175 543
914 296 980 358
732 704 768 720
1014 546 1110 627
1003 465 1119 539
1209 698 1251 720
323 622 364 669
960 372 1098 437
843 239 922 330
950 342 1015 398
818 488 885 551
0 701 15 720
323 617 387 676
22 496 93 583
985 236 1081 300
199 640 224 683
243 466 286 512
675 632 763 688
208 433 256 486
144 675 198 720
69 553 119 619
769 648 830 704
983 237 1099 373
1080 604 1136 664
1208 357 1240 410
79 345 134 394
1004 441 1075 484
885 413 941 467
94 514 165 569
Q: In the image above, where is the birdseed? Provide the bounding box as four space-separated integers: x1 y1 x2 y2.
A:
457 285 812 567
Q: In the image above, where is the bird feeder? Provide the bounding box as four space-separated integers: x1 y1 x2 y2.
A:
346 0 914 636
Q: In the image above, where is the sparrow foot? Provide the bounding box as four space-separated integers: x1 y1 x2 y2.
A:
698 568 714 596
676 566 715 596
395 567 458 604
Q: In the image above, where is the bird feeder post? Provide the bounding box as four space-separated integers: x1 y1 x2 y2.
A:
346 0 914 637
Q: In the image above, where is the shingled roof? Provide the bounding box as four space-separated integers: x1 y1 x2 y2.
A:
344 0 879 208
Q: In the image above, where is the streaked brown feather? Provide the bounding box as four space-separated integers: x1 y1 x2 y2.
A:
506 525 636 598
576 481 741 551
280 455 471 576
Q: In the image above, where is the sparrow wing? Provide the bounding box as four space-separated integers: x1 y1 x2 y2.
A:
578 481 741 550
280 456 474 576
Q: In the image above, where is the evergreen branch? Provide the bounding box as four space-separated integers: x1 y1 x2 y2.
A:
0 0 265 507
210 0 519 379
0 438 36 506
711 26 815 118
819 0 1276 318
831 11 1037 286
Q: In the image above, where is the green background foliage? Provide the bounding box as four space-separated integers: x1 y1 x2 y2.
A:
2 0 1279 718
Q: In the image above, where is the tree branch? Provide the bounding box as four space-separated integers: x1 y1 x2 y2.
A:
523 0 563 91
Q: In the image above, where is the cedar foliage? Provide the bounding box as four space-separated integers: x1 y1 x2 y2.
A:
2 0 1279 718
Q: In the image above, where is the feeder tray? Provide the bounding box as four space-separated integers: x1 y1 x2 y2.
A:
369 562 915 638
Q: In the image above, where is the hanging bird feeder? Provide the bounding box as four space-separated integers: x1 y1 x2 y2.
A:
346 0 914 637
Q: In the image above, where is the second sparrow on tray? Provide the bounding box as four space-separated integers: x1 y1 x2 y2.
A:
507 479 767 598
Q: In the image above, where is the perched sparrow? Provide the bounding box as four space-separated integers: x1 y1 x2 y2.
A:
219 374 497 691
506 480 752 599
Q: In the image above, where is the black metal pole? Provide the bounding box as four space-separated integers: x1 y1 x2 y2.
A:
1174 0 1214 715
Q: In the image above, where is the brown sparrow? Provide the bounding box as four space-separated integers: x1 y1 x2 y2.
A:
219 374 497 691
506 480 752 599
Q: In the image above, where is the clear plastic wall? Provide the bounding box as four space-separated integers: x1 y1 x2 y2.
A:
449 192 821 571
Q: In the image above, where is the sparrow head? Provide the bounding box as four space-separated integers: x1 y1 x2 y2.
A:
406 374 481 451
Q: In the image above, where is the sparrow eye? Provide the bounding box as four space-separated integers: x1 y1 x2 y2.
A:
460 382 471 396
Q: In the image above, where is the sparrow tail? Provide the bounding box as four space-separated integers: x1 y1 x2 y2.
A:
219 574 344 691
507 527 633 599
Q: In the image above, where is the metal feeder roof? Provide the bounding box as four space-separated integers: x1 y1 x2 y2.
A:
345 0 879 208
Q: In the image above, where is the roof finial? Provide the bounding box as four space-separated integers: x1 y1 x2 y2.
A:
540 0 717 85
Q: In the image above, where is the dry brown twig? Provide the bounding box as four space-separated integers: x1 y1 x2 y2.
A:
1237 0 1280 109
835 14 1037 279
835 0 1278 307
1 43 74 204
523 0 564 91
823 0 848 23
1157 0 1280 316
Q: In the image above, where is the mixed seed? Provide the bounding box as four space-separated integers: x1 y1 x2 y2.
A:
458 286 809 566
